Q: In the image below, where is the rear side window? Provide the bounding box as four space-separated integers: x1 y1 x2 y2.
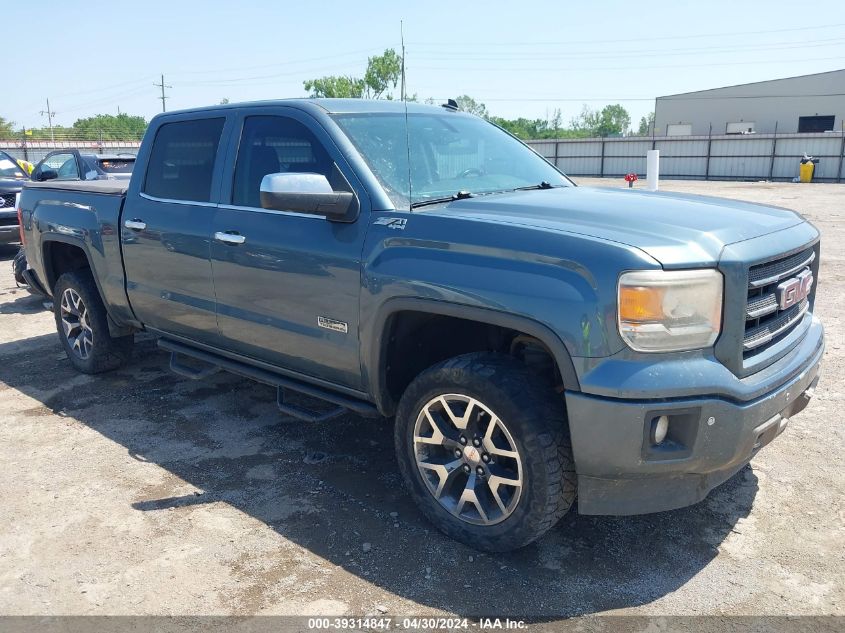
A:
144 118 225 202
98 158 135 174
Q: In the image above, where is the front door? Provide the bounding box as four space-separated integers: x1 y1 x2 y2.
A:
209 109 369 389
122 115 228 342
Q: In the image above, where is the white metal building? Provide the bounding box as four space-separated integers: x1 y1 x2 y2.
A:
654 69 845 136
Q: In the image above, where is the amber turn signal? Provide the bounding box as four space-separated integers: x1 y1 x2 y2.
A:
618 286 665 322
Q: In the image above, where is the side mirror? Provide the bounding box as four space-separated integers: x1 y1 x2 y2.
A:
38 169 58 182
260 170 358 222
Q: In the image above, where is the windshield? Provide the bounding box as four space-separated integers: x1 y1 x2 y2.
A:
332 112 570 209
0 151 26 179
97 158 135 174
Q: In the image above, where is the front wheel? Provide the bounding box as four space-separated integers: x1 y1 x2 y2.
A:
394 352 576 552
54 270 133 374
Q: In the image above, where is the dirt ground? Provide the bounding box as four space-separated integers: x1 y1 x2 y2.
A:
0 178 843 620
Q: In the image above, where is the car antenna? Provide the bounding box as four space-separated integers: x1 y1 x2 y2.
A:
402 20 413 207
442 98 459 111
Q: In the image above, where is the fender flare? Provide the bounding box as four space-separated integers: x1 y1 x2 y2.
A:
367 297 581 416
40 234 92 291
39 235 133 336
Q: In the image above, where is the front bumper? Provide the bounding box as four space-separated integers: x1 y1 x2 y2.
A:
0 223 20 244
566 317 824 515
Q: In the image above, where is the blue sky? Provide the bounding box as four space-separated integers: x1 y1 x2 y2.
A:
7 0 845 129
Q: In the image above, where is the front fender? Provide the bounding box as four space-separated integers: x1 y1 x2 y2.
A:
358 212 661 414
364 296 581 416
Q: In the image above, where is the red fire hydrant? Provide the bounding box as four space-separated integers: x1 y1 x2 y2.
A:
624 173 638 188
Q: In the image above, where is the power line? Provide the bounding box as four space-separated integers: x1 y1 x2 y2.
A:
410 36 845 61
413 55 845 73
408 21 845 47
168 46 390 77
445 93 845 102
154 74 172 112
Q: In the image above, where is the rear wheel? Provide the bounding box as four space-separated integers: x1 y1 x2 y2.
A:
54 270 133 373
395 352 576 551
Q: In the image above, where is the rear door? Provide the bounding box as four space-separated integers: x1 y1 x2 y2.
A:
121 114 231 342
209 107 370 389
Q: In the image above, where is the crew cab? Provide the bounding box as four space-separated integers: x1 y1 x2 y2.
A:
18 99 824 551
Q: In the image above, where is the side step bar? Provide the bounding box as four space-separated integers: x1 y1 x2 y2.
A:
157 338 380 421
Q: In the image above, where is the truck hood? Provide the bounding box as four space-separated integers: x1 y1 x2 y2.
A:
435 186 806 267
0 177 26 194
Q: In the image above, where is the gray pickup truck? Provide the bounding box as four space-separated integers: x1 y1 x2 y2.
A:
18 99 824 551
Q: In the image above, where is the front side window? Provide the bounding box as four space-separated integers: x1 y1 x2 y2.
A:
42 153 79 179
232 115 332 208
144 118 225 202
332 112 569 209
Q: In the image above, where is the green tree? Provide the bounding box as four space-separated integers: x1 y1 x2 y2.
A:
0 116 15 139
304 48 402 100
363 49 402 99
571 104 631 137
304 75 366 98
70 113 147 140
637 111 655 136
596 104 630 136
455 95 488 118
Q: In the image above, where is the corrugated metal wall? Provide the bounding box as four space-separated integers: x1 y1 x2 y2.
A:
527 132 845 181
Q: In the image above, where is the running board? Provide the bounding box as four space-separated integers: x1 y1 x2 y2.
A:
157 338 380 420
277 388 345 423
169 352 221 380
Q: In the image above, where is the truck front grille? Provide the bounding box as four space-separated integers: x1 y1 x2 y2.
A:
743 246 815 357
0 193 16 209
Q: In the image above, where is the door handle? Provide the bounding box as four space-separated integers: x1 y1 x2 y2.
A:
214 231 246 245
124 219 146 230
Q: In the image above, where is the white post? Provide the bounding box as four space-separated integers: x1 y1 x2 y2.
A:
646 149 660 191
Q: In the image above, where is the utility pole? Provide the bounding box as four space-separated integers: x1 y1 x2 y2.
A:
154 74 172 112
39 98 56 142
400 20 406 102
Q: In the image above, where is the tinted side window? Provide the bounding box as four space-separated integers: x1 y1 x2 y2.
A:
43 153 79 180
144 118 225 202
232 116 332 208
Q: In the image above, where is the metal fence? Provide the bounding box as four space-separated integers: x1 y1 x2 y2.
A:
4 134 845 182
526 132 845 182
0 140 142 164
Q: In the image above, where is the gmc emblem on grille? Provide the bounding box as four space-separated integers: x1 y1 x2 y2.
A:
776 269 814 310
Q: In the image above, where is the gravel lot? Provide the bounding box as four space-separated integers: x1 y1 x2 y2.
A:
0 179 843 620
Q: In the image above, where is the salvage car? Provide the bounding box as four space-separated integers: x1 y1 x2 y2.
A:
31 150 135 182
17 100 824 551
0 150 28 245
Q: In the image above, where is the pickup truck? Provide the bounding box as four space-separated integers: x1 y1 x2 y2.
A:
18 99 824 552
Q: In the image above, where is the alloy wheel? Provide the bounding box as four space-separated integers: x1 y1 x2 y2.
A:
60 288 94 360
413 394 523 525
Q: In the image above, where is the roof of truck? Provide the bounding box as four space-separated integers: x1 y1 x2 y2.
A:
152 98 466 118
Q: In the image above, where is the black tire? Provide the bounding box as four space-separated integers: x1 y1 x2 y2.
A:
394 352 577 552
13 247 27 285
53 270 133 374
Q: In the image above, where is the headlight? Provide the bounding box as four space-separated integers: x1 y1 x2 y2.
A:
618 269 723 352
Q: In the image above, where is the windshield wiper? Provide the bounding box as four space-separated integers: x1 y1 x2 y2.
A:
410 190 475 209
513 181 556 191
